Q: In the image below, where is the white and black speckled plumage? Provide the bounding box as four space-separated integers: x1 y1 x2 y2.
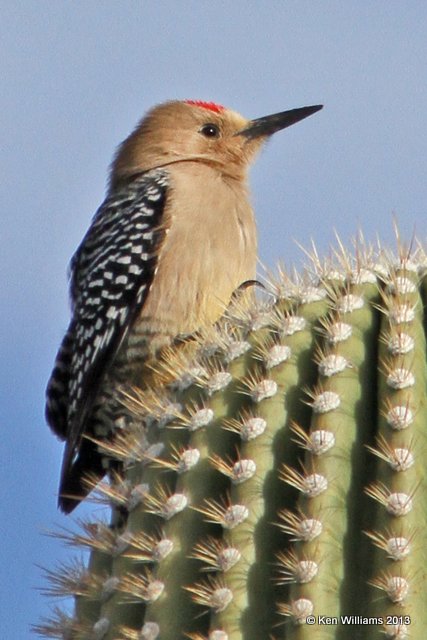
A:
46 169 169 511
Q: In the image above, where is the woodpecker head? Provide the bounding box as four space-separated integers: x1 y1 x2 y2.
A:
111 100 322 187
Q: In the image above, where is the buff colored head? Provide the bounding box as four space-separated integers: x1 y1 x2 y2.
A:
110 100 322 187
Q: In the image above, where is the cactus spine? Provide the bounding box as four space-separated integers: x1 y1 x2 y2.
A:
36 240 427 640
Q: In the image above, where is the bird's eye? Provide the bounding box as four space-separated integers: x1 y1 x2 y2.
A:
199 123 220 138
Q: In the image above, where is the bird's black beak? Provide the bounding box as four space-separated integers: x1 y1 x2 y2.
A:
236 104 323 139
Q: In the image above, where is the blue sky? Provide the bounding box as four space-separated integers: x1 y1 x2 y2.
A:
2 2 427 637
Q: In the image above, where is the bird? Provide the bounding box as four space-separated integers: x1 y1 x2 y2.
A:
46 99 323 513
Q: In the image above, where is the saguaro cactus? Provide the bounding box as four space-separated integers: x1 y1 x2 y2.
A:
37 239 427 640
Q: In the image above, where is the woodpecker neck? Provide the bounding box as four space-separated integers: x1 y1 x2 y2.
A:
110 156 249 192
164 156 250 183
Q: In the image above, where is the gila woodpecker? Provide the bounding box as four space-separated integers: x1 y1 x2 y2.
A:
46 99 323 513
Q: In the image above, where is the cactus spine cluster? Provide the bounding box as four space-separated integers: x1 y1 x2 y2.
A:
37 239 427 640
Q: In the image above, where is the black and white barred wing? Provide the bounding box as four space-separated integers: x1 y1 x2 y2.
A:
46 169 168 497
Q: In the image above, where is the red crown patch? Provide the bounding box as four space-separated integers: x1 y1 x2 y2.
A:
184 100 225 113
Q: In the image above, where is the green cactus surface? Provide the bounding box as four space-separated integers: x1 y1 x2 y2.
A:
36 239 427 640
